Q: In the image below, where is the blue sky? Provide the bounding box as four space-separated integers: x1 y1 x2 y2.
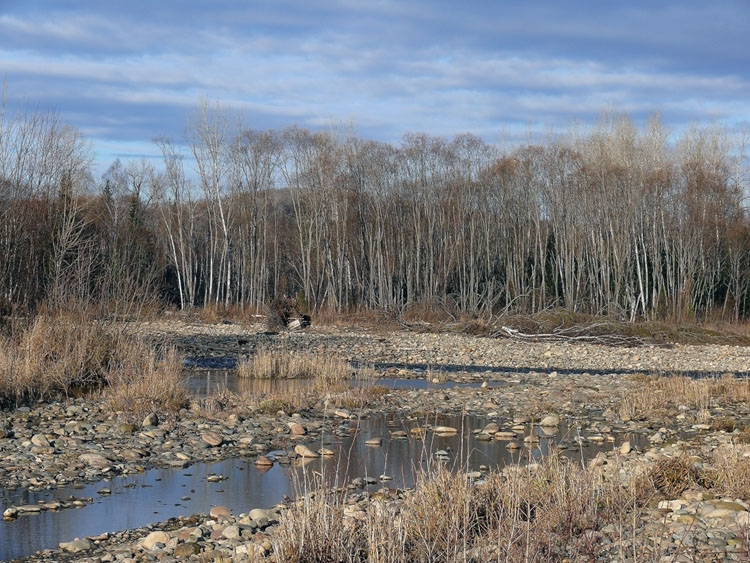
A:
2 0 748 173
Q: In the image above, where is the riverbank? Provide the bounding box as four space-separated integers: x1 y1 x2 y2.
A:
2 319 750 560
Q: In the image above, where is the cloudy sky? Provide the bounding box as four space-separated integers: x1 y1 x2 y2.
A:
2 0 748 172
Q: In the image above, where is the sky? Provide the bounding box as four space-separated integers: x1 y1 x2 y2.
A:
1 0 749 174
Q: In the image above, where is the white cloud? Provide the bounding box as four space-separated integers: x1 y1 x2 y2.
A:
0 1 746 172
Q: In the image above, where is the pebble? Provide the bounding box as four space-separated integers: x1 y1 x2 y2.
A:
294 444 319 458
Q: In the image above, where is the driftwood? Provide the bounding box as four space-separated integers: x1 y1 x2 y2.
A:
495 324 646 347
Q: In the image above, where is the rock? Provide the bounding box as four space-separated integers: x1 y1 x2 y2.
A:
365 437 382 446
254 455 274 466
16 504 41 513
288 422 306 436
318 447 335 456
201 431 223 447
174 543 201 557
482 422 500 434
249 508 278 526
31 433 50 447
121 448 146 460
209 505 232 521
142 413 159 427
620 441 631 455
119 423 138 434
494 431 516 440
59 538 92 553
3 507 18 519
333 409 351 418
79 453 110 469
222 525 241 539
540 415 560 427
658 500 684 512
141 530 171 550
714 500 747 512
433 426 458 434
239 435 256 446
295 444 319 458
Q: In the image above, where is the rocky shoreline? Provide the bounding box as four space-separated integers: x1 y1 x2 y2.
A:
2 320 750 561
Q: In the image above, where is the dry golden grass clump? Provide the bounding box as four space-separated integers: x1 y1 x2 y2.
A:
271 454 651 562
619 374 750 421
104 347 189 418
648 454 700 497
238 348 351 397
0 311 188 416
245 362 388 414
0 312 124 405
702 444 750 499
239 348 349 380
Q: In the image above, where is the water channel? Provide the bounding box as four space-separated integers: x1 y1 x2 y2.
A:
1 372 645 560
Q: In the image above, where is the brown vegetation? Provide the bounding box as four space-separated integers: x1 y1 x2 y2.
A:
619 374 750 421
0 311 188 414
237 349 350 390
271 453 652 562
104 347 189 419
1 90 749 324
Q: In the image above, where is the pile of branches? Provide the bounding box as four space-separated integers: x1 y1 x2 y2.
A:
494 323 647 347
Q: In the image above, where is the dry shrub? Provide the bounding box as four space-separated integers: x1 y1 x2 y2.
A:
272 487 367 563
199 305 221 324
703 444 750 498
256 393 308 415
401 298 457 324
619 374 750 421
0 311 190 416
271 454 647 562
0 312 127 405
648 455 700 497
239 349 350 388
104 347 189 418
712 417 738 432
311 307 391 329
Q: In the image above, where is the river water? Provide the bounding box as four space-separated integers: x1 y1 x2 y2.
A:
0 373 643 560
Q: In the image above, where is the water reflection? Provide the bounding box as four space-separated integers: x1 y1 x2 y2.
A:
0 412 643 561
183 370 503 397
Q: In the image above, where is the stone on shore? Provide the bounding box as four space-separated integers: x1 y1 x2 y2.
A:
294 444 319 458
201 431 223 447
141 531 171 550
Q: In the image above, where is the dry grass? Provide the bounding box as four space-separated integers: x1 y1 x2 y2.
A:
271 453 652 562
703 444 750 499
0 311 189 415
239 349 349 382
0 311 126 405
648 454 700 497
104 347 189 418
619 374 750 421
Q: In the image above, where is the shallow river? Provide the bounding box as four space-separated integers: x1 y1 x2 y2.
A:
0 374 643 560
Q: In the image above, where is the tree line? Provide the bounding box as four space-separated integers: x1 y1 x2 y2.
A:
1 98 748 322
